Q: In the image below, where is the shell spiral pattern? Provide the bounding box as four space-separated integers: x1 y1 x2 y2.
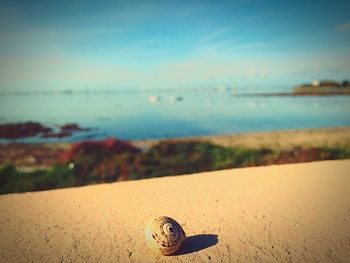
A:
144 216 186 255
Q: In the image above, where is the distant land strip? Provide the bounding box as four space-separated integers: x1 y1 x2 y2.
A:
233 90 350 96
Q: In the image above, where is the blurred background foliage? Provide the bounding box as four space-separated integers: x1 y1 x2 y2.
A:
1 138 350 194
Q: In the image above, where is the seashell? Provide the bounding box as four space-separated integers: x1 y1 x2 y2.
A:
144 216 186 255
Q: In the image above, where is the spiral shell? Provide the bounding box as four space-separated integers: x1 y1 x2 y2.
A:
144 216 186 255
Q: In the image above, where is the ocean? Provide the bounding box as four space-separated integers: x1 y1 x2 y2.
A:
1 90 350 142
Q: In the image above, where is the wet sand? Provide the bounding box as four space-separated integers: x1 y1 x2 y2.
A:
0 160 349 262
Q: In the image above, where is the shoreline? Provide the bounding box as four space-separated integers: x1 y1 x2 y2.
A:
2 125 350 148
132 125 350 150
1 125 350 173
234 92 350 96
232 91 350 96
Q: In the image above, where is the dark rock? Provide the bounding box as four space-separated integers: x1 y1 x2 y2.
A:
0 122 52 139
60 123 89 132
41 131 72 138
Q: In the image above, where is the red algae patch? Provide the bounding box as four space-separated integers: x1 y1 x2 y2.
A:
59 137 140 163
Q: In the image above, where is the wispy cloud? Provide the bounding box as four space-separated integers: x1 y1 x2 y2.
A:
190 38 267 60
336 22 350 32
198 27 232 44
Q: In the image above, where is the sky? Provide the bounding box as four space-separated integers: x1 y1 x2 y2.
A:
0 0 350 91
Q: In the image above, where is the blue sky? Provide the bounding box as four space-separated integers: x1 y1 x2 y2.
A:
0 0 350 91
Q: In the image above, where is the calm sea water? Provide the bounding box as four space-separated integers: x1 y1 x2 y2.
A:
1 91 350 142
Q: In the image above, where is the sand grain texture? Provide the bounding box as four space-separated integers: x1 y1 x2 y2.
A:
0 160 350 262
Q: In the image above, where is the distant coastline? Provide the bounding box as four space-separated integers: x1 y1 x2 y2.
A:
293 79 350 95
2 79 350 97
235 79 350 96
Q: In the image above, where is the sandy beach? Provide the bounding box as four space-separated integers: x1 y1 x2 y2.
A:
133 126 350 150
0 160 349 262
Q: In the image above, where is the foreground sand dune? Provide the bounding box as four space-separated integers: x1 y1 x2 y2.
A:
0 160 350 262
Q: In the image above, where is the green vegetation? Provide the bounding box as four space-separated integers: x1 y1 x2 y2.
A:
134 142 272 179
1 140 350 195
293 79 350 95
0 164 75 194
